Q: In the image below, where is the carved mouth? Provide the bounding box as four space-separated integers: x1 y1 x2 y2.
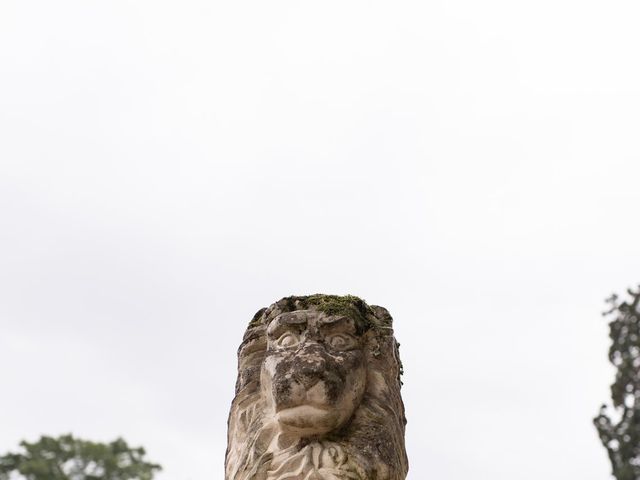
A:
275 405 338 434
276 404 330 416
275 379 332 412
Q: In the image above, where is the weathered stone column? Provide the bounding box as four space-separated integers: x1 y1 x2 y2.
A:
225 295 408 480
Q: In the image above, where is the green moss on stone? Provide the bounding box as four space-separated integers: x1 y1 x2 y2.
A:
300 294 371 320
280 294 382 332
249 294 390 332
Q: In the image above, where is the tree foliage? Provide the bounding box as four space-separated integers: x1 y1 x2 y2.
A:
595 287 640 480
0 434 161 480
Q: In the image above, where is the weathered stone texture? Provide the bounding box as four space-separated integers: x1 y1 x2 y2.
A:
225 295 408 480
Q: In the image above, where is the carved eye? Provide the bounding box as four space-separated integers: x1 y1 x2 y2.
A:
276 332 300 348
326 333 356 351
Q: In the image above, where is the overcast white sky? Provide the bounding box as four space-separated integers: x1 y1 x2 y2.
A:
1 1 640 479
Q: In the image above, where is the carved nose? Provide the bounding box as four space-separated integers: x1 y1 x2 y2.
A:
297 344 327 386
299 357 325 375
298 374 321 390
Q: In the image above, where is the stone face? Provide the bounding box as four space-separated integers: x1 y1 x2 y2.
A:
225 295 408 480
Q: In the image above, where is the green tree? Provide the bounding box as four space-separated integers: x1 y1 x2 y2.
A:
594 287 640 480
0 434 161 480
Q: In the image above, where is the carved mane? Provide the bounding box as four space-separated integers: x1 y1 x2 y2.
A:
225 295 408 480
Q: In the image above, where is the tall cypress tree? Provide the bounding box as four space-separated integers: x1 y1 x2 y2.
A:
595 287 640 480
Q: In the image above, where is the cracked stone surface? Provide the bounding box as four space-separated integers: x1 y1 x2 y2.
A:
225 295 408 480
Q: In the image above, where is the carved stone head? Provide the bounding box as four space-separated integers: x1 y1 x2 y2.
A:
262 309 367 437
225 295 407 480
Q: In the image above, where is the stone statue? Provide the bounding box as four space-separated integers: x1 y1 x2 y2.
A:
225 295 408 480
